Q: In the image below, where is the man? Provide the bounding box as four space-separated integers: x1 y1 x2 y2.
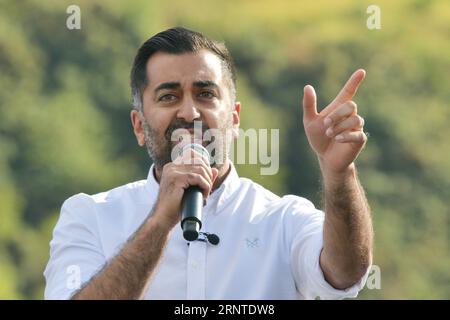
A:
44 27 373 300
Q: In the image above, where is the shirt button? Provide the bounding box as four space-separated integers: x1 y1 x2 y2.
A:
191 261 199 268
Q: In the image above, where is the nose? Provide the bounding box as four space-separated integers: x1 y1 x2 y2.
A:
176 95 201 122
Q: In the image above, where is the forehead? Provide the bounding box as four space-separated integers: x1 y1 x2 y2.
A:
145 50 225 88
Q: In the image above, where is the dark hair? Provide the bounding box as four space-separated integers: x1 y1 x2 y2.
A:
130 27 237 110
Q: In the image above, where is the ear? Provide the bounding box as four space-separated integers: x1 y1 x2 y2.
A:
130 109 146 146
231 102 241 139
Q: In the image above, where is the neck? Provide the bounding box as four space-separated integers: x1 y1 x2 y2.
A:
212 161 231 191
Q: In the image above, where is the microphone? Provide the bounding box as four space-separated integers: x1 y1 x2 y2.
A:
180 143 211 241
199 232 220 245
187 232 220 246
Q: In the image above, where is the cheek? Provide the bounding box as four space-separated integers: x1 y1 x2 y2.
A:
218 111 233 128
204 108 230 128
146 109 174 133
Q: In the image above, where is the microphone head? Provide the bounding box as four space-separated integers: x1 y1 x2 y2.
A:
206 233 220 245
182 143 211 165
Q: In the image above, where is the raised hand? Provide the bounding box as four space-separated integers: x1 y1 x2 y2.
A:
302 69 367 174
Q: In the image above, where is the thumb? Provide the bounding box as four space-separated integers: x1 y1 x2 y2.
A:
302 85 318 123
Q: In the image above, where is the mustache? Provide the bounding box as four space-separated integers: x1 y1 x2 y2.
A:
164 119 210 141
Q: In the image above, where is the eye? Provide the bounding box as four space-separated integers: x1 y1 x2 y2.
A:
198 91 215 99
159 94 177 102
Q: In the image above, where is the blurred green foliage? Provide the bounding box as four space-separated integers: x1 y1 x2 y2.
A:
0 0 449 299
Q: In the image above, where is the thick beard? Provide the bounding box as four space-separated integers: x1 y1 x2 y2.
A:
210 118 233 172
141 119 172 170
141 116 233 173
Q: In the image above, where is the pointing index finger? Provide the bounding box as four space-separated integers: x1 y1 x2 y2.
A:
332 69 366 105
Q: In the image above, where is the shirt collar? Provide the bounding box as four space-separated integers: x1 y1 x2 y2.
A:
144 160 240 215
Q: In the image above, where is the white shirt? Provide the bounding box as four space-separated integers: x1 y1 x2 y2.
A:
44 161 369 300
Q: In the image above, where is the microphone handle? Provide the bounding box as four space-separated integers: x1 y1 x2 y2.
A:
181 186 203 241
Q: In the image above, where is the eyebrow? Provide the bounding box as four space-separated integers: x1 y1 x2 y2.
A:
154 82 180 95
193 80 219 90
154 80 220 95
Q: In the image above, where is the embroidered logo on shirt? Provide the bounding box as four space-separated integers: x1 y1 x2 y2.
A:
245 238 259 248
